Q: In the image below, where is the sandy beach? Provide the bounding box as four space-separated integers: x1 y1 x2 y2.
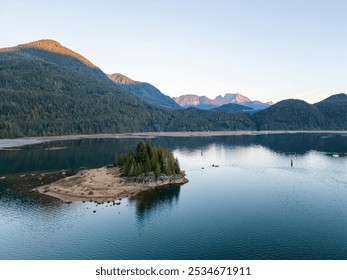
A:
34 167 188 202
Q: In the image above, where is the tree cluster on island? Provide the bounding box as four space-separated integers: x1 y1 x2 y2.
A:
114 141 182 177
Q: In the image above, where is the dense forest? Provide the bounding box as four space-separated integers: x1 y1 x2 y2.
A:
115 81 180 110
210 103 253 113
0 45 255 138
0 40 346 139
108 73 180 110
253 95 347 130
115 140 181 177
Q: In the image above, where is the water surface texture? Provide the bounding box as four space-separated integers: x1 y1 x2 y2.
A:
0 134 346 259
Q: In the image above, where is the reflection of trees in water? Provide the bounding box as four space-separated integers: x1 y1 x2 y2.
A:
155 134 347 155
1 134 346 176
0 138 141 175
1 133 345 217
0 171 68 209
129 184 181 222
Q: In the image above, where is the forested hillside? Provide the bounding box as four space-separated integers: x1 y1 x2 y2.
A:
211 103 253 113
0 40 255 138
0 43 166 137
108 73 180 109
253 99 326 130
314 94 347 130
253 95 347 130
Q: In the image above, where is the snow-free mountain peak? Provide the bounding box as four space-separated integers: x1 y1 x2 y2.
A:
173 93 271 110
1 39 96 68
107 73 180 109
107 73 136 84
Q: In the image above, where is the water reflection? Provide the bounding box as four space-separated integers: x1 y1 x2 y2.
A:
0 134 346 259
1 134 345 177
0 168 78 213
0 138 142 176
129 184 181 221
157 134 347 155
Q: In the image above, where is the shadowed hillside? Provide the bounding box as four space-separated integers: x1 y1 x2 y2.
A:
253 95 346 130
211 103 253 113
254 99 327 130
108 73 180 109
0 40 256 138
314 94 347 130
0 40 345 138
0 41 169 137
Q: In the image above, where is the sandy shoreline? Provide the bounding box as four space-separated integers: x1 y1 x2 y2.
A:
1 130 346 148
34 167 188 203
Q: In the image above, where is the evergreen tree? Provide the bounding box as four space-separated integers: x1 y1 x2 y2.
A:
155 163 161 177
146 140 155 157
174 158 180 174
135 140 148 164
150 149 159 170
144 155 151 173
114 140 182 177
135 163 143 176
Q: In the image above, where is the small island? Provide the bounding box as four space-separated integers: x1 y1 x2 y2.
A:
34 141 188 202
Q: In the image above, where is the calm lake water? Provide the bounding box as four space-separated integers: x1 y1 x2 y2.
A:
0 134 346 259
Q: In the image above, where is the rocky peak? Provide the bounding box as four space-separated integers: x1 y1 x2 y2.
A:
235 93 251 103
107 73 136 84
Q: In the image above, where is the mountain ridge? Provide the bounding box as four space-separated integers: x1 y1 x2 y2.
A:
253 94 347 130
1 39 96 68
211 103 253 113
0 39 345 138
0 40 170 137
313 93 347 130
108 73 180 109
0 39 257 137
173 93 272 110
107 73 136 84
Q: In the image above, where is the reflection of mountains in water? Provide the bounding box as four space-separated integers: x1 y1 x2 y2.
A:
155 134 347 155
0 134 346 176
0 138 141 176
129 184 181 220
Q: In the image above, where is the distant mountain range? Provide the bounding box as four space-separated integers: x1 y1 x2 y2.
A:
107 73 180 109
0 39 345 138
173 93 272 110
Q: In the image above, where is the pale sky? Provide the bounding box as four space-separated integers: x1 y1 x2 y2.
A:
0 0 346 103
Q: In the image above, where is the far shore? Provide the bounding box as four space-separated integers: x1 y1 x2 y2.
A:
1 130 346 149
34 167 188 203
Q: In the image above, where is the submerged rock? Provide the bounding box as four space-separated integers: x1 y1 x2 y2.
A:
123 174 188 187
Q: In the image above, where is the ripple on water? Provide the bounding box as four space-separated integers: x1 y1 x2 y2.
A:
1 135 347 259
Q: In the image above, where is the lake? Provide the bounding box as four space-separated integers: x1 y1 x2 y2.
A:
0 133 346 259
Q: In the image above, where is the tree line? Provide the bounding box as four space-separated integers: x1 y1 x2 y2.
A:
114 140 181 177
1 49 345 139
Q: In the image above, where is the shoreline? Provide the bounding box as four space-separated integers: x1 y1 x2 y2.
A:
1 130 347 148
34 167 188 203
